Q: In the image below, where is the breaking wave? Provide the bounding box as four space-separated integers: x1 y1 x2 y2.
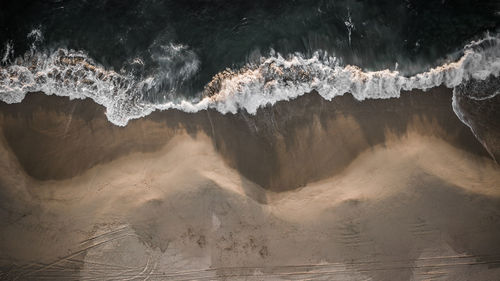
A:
0 32 499 126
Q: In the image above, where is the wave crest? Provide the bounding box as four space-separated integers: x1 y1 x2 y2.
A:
1 33 499 126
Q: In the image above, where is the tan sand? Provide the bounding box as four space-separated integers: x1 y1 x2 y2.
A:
0 88 499 280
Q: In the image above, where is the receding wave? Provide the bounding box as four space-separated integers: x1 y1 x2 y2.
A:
0 32 499 126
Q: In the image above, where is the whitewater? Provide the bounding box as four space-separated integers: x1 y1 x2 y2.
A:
0 32 499 127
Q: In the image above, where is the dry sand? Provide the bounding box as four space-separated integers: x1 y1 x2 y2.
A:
0 88 499 280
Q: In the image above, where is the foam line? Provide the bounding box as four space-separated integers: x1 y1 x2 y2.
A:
1 33 499 126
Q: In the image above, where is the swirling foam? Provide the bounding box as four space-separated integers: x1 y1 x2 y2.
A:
0 33 499 126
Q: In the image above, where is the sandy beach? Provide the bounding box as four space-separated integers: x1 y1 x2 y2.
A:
0 87 499 280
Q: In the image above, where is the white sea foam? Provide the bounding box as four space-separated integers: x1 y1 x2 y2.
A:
0 33 499 126
1 41 14 64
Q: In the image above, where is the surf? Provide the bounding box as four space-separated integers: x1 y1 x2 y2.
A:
0 32 499 127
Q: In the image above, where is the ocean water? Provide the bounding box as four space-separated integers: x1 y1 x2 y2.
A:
0 1 499 130
1 0 499 126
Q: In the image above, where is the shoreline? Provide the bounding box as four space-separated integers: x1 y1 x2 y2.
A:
0 86 493 191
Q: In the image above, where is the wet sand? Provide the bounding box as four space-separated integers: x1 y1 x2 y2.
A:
0 87 491 190
0 88 500 280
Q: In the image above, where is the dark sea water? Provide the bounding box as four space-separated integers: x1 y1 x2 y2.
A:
2 0 499 83
0 0 499 126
